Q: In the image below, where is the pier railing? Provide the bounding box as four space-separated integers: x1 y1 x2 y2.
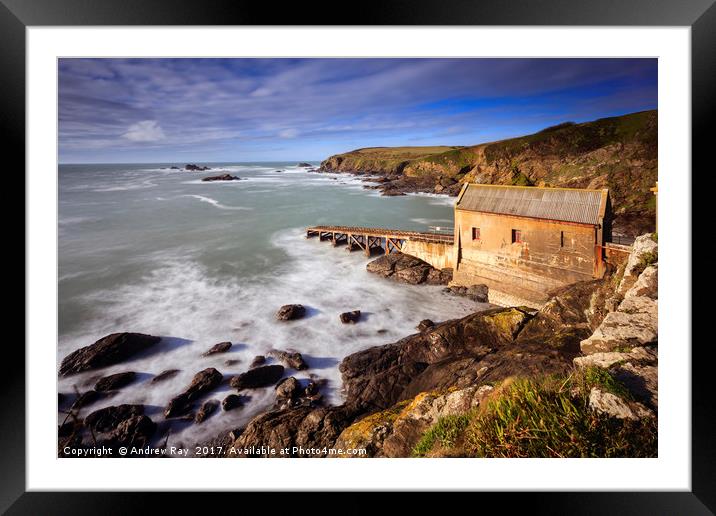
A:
306 225 454 256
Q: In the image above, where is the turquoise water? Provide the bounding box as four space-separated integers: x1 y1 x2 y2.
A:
58 162 483 449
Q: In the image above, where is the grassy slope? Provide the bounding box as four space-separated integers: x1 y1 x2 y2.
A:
320 111 658 229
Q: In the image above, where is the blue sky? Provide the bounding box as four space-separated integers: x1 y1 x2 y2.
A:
58 58 657 163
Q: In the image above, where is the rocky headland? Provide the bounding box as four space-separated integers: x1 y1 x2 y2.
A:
319 110 657 236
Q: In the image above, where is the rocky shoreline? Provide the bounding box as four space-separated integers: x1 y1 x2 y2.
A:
58 236 657 458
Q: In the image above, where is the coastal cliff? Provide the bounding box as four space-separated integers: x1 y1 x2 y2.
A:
320 110 657 236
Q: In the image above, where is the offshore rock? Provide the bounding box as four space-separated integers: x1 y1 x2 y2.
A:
59 333 161 376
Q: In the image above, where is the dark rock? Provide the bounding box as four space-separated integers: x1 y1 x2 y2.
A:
103 415 156 449
85 404 144 433
276 304 306 321
203 341 232 356
58 392 66 405
94 371 137 392
229 365 285 391
268 350 308 370
305 381 319 397
222 394 243 411
201 174 241 182
185 164 210 171
366 253 446 285
152 369 180 383
443 284 489 303
275 377 301 400
339 307 534 412
59 333 160 376
195 400 219 424
249 355 266 368
339 310 361 324
224 359 241 367
170 166 180 170
426 268 453 285
69 390 102 411
226 405 356 457
297 162 313 167
58 421 77 438
417 319 435 332
164 368 223 418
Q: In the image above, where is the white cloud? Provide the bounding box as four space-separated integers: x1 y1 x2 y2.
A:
122 120 166 142
278 128 299 138
250 87 273 97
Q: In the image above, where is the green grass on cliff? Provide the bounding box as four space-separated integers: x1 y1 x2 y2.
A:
482 110 657 164
413 368 657 458
412 413 471 457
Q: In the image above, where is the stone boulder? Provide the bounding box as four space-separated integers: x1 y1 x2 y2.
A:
85 404 145 433
624 265 657 300
588 388 653 420
417 319 434 332
229 365 284 391
443 284 489 303
164 368 223 418
334 385 494 458
618 234 658 295
226 405 355 457
195 400 219 424
203 341 232 356
267 350 308 370
201 174 241 182
276 304 306 321
426 268 453 285
59 333 160 376
103 415 156 449
580 296 657 354
222 394 243 411
94 371 137 392
297 162 313 167
275 377 301 400
69 390 103 411
249 355 266 368
185 164 210 171
339 310 361 324
152 369 180 383
366 253 447 285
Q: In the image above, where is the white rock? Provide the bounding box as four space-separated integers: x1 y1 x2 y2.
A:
618 234 658 295
588 387 653 420
625 265 658 300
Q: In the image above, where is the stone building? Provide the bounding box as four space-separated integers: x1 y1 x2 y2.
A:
451 184 612 303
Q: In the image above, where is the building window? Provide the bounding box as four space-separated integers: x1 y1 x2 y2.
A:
561 231 575 249
471 227 480 241
512 229 522 243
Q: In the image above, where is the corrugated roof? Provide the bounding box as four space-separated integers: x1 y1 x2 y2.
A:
456 184 607 225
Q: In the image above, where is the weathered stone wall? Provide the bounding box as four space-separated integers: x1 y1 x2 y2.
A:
401 240 454 270
451 210 600 302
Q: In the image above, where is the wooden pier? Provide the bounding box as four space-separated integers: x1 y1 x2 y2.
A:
306 225 454 257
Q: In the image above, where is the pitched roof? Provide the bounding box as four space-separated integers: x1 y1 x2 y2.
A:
456 184 608 225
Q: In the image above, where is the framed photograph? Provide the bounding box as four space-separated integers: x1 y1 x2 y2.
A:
6 0 710 511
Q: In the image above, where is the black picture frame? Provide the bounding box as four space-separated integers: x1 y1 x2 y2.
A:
3 0 710 513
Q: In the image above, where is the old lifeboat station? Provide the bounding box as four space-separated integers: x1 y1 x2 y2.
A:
307 184 630 305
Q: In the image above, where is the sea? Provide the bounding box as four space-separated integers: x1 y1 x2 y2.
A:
58 162 486 451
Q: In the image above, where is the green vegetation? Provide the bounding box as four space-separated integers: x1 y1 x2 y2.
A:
482 110 657 164
632 250 658 276
412 414 471 457
412 368 656 458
